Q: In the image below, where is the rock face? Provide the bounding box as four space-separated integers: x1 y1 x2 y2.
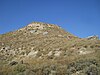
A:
0 22 100 75
86 35 99 40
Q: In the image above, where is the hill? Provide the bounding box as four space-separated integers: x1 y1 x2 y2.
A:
0 22 100 75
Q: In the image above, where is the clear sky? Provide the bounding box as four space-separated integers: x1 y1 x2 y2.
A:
0 0 100 38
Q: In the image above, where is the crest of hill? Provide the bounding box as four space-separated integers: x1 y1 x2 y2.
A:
14 22 78 40
18 22 60 31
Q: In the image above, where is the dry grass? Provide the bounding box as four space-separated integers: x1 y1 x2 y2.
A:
0 22 100 75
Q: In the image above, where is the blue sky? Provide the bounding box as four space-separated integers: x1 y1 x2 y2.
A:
0 0 100 38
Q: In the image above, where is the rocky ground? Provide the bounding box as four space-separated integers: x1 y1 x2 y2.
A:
0 22 100 75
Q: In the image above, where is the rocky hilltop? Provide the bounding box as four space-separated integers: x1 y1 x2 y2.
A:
0 22 100 75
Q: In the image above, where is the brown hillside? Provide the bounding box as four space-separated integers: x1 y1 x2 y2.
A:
0 22 100 75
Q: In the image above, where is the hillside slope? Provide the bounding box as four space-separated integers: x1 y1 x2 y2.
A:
0 22 100 75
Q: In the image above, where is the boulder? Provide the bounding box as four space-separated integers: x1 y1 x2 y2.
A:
43 32 48 35
9 61 18 66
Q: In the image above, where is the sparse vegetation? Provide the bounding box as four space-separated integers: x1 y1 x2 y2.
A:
0 22 100 75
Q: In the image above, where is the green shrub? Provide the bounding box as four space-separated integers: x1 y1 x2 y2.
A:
14 64 26 73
